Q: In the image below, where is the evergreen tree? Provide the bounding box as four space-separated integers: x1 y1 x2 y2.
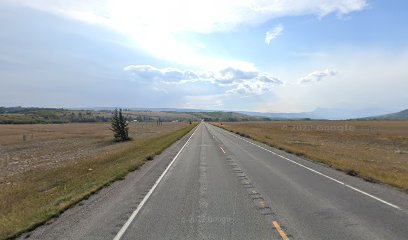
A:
111 108 130 142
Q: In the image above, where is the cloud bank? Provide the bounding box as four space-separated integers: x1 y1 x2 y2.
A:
124 65 283 96
7 0 368 33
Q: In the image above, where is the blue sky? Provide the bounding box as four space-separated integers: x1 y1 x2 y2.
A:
0 0 407 113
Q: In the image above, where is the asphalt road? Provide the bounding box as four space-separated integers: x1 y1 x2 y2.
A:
21 122 408 240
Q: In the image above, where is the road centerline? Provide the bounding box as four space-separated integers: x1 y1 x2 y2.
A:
272 221 289 240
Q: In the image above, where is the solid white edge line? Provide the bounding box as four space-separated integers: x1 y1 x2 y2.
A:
113 125 200 240
219 146 226 154
215 125 401 210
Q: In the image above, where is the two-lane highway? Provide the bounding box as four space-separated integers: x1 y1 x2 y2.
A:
21 122 408 240
114 122 408 240
115 122 275 240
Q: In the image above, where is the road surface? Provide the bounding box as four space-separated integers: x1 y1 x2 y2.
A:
21 123 408 240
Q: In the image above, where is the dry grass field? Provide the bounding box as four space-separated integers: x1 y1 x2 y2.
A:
0 122 196 239
213 121 408 191
0 122 187 182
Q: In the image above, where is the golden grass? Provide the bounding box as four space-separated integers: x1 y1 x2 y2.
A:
0 122 197 240
0 123 188 181
213 121 408 191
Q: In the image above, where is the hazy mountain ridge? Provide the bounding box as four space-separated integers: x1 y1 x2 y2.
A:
360 109 408 120
238 108 404 120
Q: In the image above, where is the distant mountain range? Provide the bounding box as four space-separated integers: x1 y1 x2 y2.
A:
359 109 408 120
238 108 408 120
70 107 408 120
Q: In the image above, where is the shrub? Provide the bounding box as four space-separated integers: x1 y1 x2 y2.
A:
110 108 130 142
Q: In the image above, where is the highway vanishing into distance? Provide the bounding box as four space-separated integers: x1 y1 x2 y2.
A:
21 123 408 240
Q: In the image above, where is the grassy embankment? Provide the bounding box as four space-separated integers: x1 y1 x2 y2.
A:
0 123 196 240
213 121 408 191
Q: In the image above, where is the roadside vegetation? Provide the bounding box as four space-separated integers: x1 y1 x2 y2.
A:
213 121 408 191
0 122 196 240
111 108 130 142
0 107 269 124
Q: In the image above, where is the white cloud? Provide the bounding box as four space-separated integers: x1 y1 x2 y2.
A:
6 0 368 68
7 0 368 33
265 25 283 45
124 65 199 82
297 69 338 84
124 64 282 96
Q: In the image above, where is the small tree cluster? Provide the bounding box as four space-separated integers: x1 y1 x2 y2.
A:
156 118 162 126
111 108 130 142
